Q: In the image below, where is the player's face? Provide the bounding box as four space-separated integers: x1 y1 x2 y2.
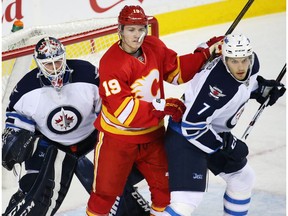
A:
226 57 251 80
43 59 64 75
120 25 146 53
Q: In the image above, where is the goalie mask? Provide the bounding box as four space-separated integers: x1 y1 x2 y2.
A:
34 37 67 91
221 34 254 82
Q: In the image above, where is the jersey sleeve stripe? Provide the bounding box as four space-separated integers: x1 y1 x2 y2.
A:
123 99 140 126
165 57 183 84
114 97 132 117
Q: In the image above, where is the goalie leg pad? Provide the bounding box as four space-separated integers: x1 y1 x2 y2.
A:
75 155 94 193
110 186 150 216
2 190 25 215
3 145 77 216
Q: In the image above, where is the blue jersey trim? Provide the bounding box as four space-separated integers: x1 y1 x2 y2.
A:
6 112 36 125
165 206 182 216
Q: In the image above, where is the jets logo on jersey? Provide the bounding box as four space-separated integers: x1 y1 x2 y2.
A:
47 106 82 134
209 85 226 100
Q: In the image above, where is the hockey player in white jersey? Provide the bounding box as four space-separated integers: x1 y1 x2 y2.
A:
2 37 150 216
163 34 285 215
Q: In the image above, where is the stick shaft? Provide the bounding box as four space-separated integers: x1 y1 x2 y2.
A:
225 0 255 35
241 64 286 140
207 0 255 62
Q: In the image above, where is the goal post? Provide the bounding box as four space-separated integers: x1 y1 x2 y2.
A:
1 16 159 189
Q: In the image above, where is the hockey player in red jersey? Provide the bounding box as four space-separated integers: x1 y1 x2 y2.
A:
86 5 224 216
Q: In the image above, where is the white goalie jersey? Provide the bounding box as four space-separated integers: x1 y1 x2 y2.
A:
5 59 101 146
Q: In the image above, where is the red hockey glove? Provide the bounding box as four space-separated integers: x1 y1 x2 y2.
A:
194 36 224 58
152 98 186 122
208 36 225 57
206 36 225 47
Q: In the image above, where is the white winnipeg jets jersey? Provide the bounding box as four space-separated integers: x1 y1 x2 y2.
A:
171 54 260 154
5 59 101 146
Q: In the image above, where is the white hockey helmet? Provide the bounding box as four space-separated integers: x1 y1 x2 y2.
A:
221 34 254 83
34 37 67 91
222 34 253 58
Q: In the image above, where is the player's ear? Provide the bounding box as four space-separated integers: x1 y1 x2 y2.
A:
118 25 124 40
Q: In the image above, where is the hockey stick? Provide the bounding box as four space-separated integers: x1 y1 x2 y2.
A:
208 0 255 61
241 63 286 140
225 0 255 35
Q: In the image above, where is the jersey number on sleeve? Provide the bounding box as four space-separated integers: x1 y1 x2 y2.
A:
103 79 121 96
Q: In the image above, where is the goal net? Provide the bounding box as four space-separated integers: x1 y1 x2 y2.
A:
2 16 159 189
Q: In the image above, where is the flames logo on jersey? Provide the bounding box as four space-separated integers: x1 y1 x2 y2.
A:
131 69 160 101
209 85 226 100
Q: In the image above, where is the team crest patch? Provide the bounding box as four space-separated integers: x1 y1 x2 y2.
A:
47 106 82 134
209 85 226 100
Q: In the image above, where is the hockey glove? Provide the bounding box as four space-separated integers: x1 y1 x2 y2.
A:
221 132 249 162
194 36 224 58
251 75 286 106
2 128 37 170
152 98 186 122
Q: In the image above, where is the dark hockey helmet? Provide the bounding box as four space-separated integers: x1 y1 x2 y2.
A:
34 37 66 91
118 5 148 26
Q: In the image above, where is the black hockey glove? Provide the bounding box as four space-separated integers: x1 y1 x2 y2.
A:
221 132 249 162
2 128 37 170
251 75 286 106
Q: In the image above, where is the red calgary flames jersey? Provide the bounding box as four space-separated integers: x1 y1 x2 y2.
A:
94 35 210 143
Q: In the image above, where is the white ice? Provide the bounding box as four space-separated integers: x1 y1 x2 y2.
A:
2 12 286 216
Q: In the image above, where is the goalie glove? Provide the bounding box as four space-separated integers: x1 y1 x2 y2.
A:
251 75 286 106
2 128 38 171
152 98 186 122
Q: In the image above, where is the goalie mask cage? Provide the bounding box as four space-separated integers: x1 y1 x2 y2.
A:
1 16 159 189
